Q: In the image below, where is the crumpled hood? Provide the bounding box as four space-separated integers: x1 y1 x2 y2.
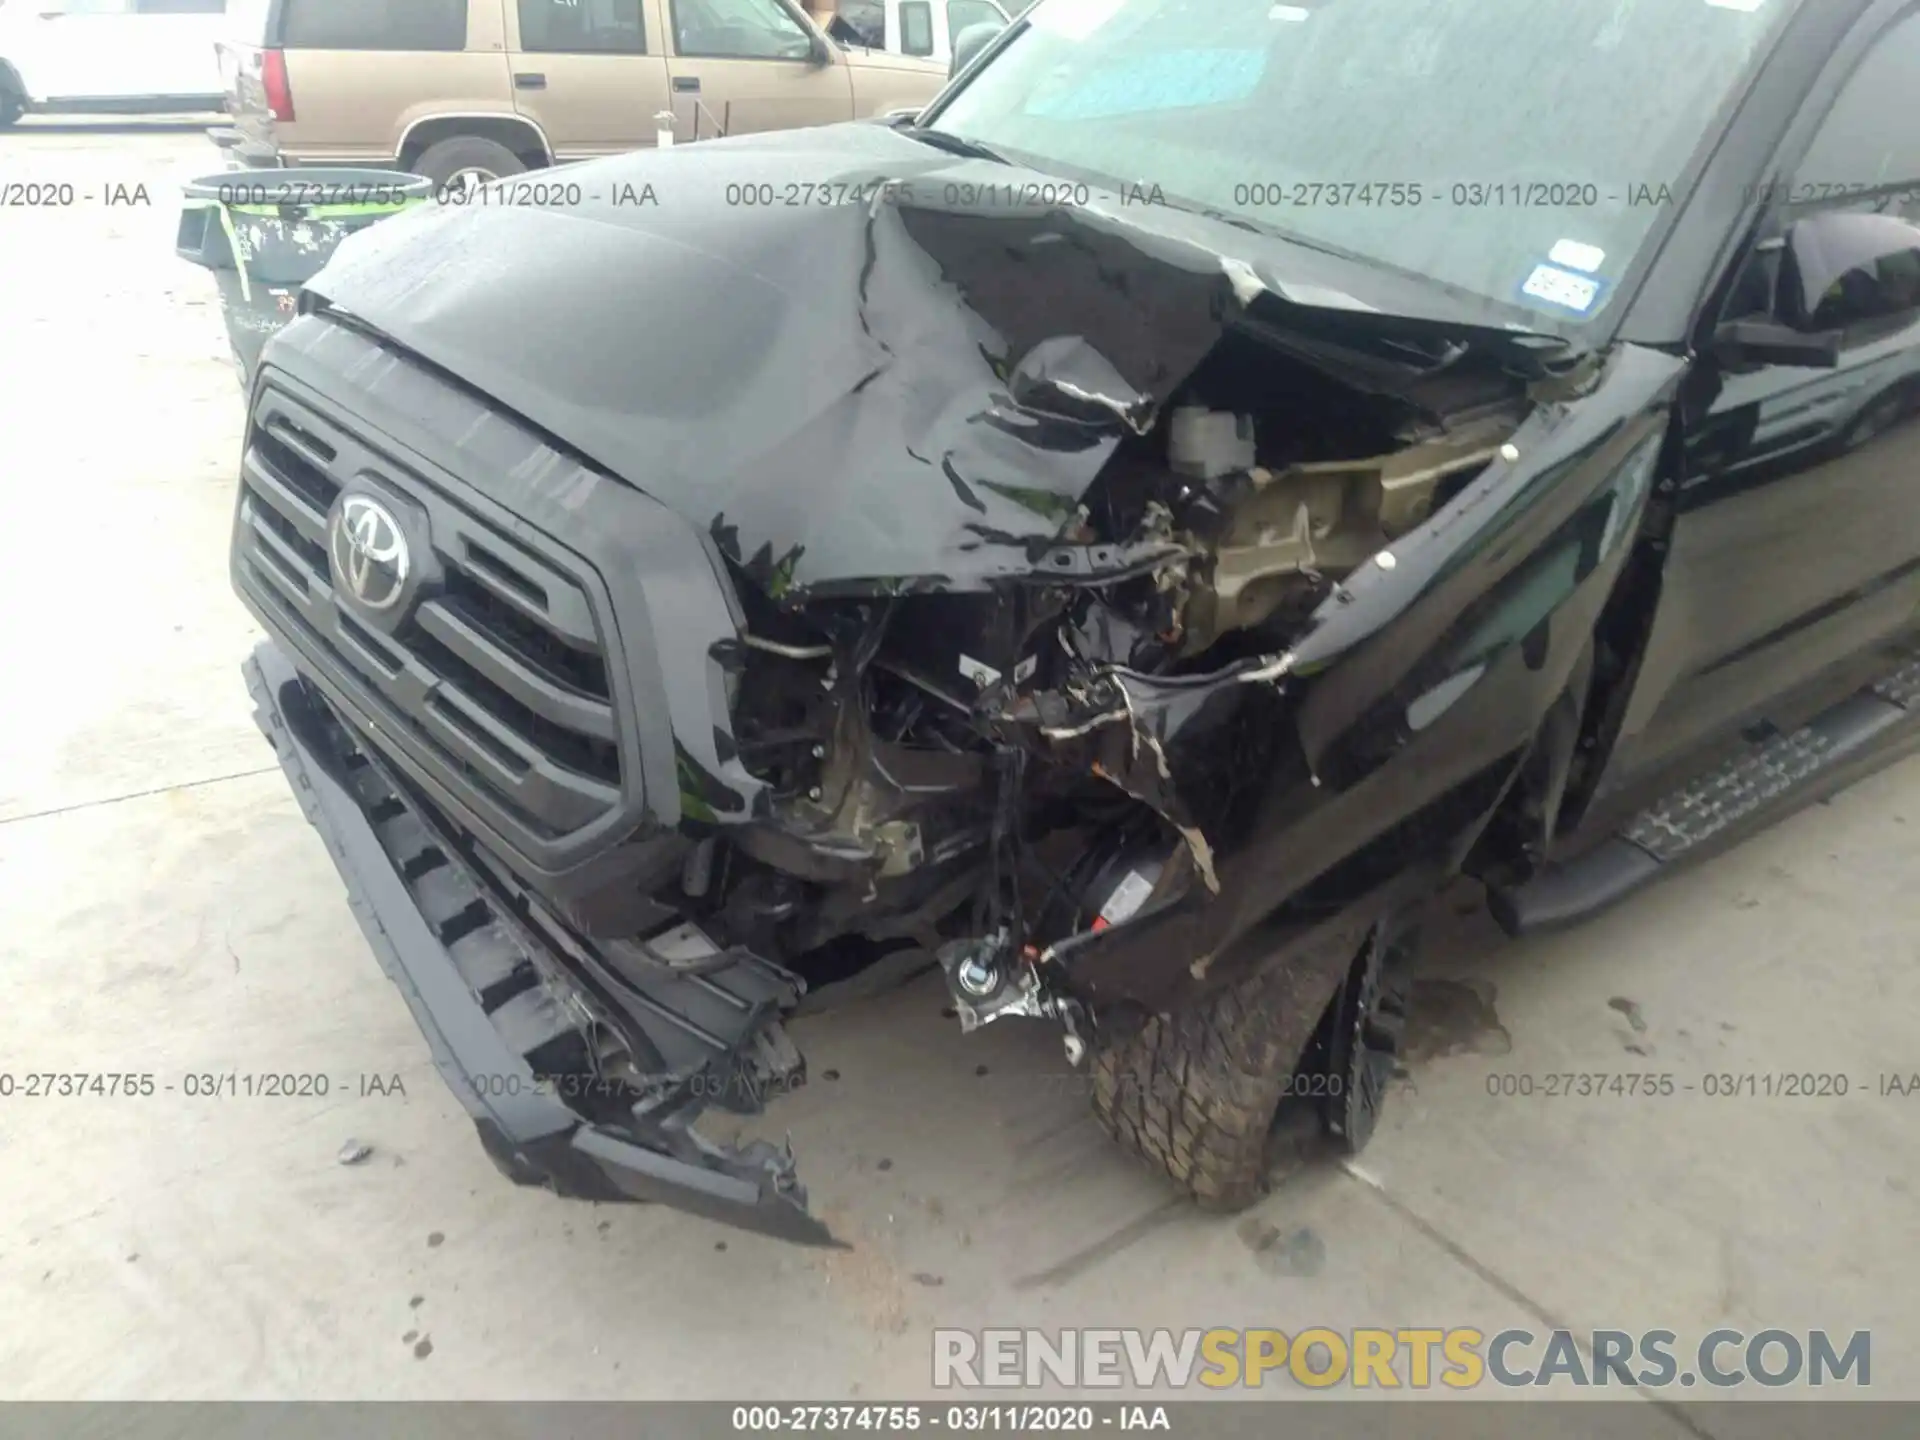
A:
303 124 1438 598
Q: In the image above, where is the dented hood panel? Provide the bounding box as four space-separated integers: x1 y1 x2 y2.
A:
304 123 1504 599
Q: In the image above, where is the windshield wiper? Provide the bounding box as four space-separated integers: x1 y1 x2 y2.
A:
904 127 1013 164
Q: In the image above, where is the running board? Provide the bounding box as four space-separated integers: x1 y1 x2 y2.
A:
1489 655 1920 936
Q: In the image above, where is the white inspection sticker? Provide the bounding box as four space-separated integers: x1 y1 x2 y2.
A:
1548 238 1606 274
1098 870 1157 926
1521 263 1602 314
958 654 1002 688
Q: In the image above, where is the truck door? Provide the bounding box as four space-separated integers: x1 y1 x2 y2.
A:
661 0 850 139
506 0 671 159
1602 9 1920 790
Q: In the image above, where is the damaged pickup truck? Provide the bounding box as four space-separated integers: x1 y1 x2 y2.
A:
231 0 1920 1244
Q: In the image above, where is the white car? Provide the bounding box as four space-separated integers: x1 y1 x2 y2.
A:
0 0 226 127
829 0 1009 68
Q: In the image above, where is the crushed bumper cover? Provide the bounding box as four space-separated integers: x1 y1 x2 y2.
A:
246 640 837 1247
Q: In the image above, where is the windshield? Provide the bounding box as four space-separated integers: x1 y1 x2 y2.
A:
928 0 1800 325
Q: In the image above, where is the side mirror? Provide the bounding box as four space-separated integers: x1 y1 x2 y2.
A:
1712 316 1843 370
808 33 835 65
1715 209 1920 368
1779 208 1920 331
951 20 1003 77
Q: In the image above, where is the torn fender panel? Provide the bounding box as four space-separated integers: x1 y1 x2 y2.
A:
1034 349 1683 1013
1000 653 1300 892
1280 344 1683 785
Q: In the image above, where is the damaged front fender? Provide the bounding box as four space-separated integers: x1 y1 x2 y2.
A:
992 346 1682 1016
997 649 1300 900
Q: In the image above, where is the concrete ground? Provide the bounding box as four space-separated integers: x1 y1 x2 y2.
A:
2 128 1917 1416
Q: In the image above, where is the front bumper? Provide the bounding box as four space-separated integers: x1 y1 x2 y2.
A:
246 640 837 1247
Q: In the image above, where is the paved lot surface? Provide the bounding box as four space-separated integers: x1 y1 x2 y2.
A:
3 128 1918 1419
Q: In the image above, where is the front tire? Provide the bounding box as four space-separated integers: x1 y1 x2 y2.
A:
1090 917 1418 1210
0 82 26 129
1838 387 1913 452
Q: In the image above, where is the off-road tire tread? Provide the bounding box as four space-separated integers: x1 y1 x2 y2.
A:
1090 964 1305 1212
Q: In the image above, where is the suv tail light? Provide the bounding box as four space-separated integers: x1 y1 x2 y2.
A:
263 48 295 123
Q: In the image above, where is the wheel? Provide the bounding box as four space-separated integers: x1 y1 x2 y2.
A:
1315 920 1418 1152
1089 915 1419 1210
410 135 527 195
0 82 25 129
1838 388 1912 452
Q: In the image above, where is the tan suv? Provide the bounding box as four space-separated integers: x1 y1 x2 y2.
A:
216 0 948 188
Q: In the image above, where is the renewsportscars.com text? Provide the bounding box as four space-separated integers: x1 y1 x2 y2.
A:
932 1327 1871 1391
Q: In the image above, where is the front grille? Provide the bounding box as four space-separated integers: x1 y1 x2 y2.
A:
234 384 623 843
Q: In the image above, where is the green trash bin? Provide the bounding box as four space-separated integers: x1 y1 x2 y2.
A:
176 167 434 387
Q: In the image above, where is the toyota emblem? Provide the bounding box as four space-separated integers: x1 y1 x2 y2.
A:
330 495 411 611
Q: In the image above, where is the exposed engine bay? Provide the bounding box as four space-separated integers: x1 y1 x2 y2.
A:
662 327 1527 1060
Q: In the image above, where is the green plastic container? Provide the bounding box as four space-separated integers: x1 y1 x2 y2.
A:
176 167 433 387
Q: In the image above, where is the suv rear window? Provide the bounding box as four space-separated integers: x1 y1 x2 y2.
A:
279 0 466 50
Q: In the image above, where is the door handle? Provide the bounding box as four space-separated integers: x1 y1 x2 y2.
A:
514 72 547 90
673 75 701 93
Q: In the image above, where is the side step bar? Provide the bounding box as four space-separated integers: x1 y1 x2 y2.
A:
1490 655 1920 936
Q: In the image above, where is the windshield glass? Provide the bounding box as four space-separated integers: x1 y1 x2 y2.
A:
929 0 1800 324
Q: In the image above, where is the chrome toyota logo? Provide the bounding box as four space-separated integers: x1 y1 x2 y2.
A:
330 495 410 611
